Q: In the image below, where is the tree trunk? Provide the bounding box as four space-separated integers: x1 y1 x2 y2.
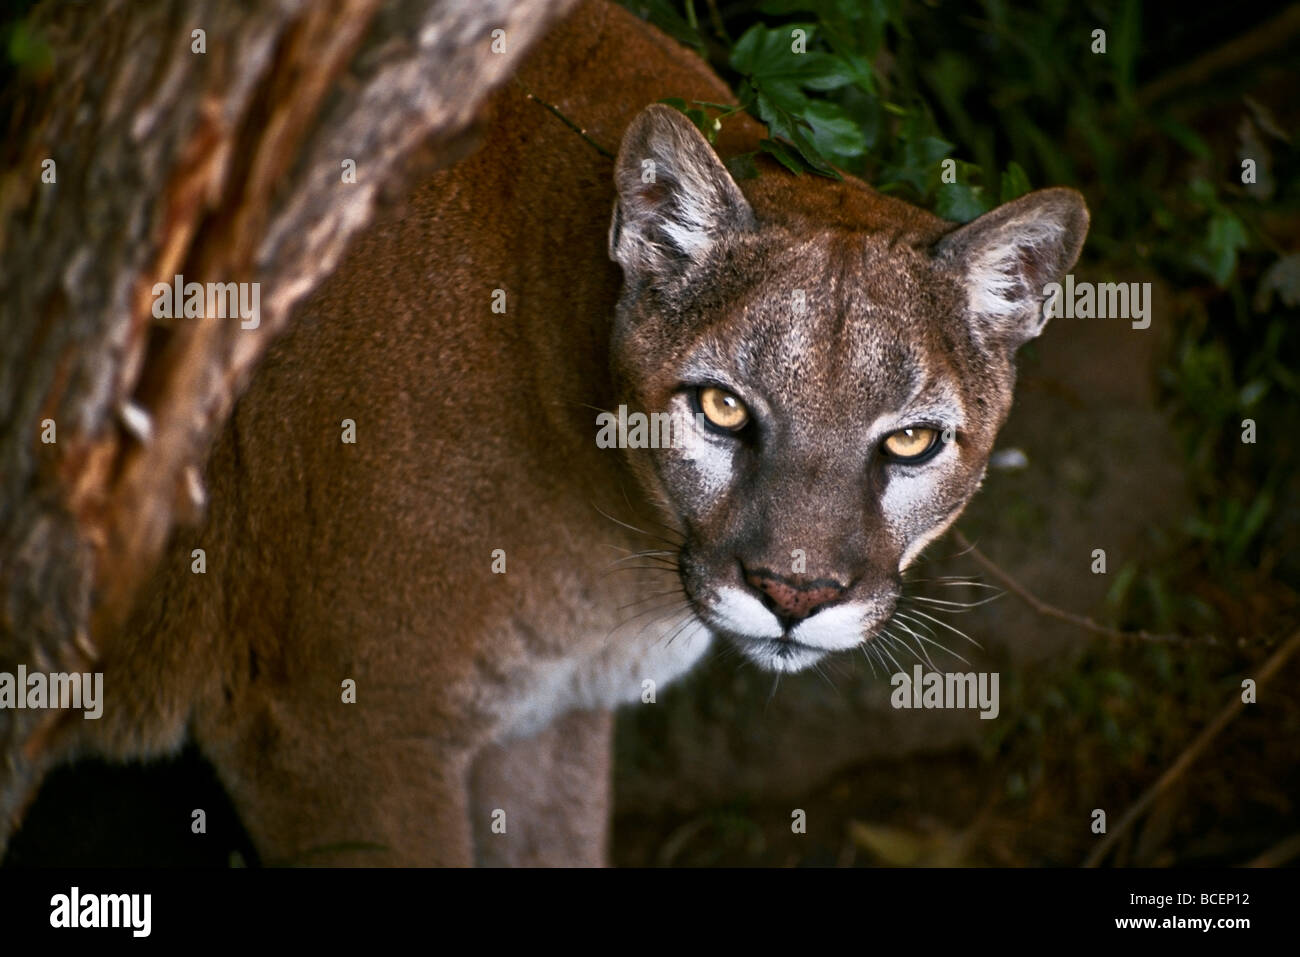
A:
0 0 575 846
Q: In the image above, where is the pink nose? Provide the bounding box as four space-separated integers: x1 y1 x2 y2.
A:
744 569 846 620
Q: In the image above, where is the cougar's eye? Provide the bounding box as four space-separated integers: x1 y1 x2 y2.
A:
882 427 940 462
697 386 750 432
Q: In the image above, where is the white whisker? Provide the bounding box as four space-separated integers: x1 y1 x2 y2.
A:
896 609 983 650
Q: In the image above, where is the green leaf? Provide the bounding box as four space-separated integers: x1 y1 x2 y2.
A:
729 22 769 74
725 151 760 181
1204 211 1249 287
935 183 992 223
1105 561 1140 611
802 98 867 162
685 107 711 134
624 0 705 56
881 110 952 196
754 92 841 178
1188 178 1218 208
758 138 806 175
730 23 854 92
1227 491 1272 561
1255 253 1300 310
759 0 901 54
7 22 54 74
1000 161 1032 203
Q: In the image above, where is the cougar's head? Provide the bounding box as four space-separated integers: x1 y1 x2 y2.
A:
606 104 1088 673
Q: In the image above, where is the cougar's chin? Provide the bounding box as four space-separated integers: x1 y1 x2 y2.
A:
693 587 891 674
729 636 830 674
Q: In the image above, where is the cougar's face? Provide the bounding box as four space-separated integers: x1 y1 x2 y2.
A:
607 105 1088 673
612 233 1009 672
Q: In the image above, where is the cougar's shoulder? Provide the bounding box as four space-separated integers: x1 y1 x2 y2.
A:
90 0 774 762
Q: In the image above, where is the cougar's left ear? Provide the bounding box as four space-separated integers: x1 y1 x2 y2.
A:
934 188 1089 349
609 104 756 286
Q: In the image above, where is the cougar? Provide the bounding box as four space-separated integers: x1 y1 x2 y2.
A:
51 0 1088 866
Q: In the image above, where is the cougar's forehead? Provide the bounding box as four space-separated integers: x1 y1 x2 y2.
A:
684 231 972 433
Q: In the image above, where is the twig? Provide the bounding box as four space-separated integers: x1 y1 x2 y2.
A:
704 0 731 46
949 530 1218 647
1247 832 1300 868
514 79 616 159
1083 628 1300 867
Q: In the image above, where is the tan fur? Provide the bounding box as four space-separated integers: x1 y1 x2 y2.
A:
58 0 1086 866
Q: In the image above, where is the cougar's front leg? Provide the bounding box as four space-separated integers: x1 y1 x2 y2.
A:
469 708 614 867
198 694 478 867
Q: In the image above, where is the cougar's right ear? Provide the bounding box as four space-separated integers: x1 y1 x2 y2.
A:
609 104 755 285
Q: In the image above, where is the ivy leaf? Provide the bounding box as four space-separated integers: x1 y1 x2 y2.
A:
755 92 841 178
758 138 806 174
731 24 855 92
881 111 951 197
802 98 867 162
685 107 713 138
935 183 992 223
1000 161 1032 203
1253 252 1300 310
625 0 705 56
758 0 900 58
1203 211 1249 287
659 98 729 143
726 151 760 181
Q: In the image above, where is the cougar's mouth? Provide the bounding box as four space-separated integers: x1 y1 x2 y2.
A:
691 585 838 673
690 581 900 674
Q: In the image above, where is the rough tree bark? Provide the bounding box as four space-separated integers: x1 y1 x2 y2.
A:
0 0 575 848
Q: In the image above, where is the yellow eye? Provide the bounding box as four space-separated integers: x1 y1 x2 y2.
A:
883 427 939 460
698 387 749 431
